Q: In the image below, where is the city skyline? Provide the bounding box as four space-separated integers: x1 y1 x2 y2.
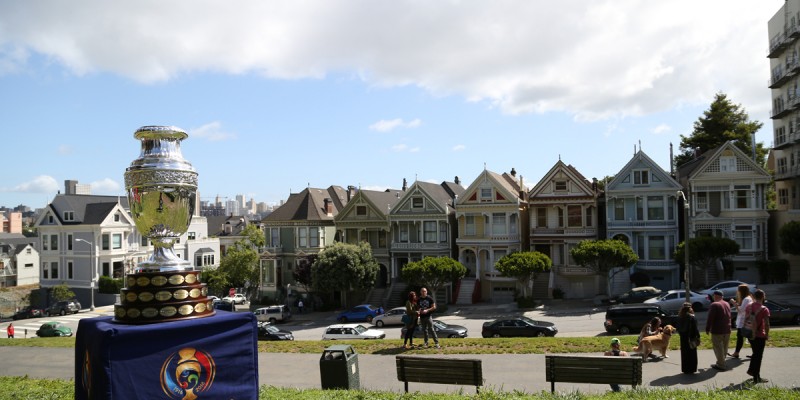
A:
0 1 785 210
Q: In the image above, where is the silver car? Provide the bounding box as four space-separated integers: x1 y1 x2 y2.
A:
644 290 711 312
372 307 406 327
699 280 757 301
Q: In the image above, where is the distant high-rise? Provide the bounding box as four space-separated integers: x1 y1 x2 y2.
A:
64 179 91 195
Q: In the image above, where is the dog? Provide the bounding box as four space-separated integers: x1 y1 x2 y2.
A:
633 324 676 360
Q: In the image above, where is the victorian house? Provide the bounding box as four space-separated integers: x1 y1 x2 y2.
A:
455 168 528 304
0 236 39 287
259 185 349 301
388 178 464 306
528 160 600 299
675 141 771 286
335 186 404 292
605 150 682 294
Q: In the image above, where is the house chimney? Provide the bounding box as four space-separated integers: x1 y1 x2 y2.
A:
324 198 333 216
510 167 517 177
454 176 460 185
402 178 407 191
347 185 356 201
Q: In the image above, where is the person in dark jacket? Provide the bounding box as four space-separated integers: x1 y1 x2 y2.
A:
677 302 699 374
402 291 419 349
705 290 732 371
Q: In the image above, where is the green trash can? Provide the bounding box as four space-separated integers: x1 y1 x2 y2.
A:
320 344 360 389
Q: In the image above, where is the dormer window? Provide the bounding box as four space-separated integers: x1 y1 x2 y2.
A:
64 211 74 221
633 169 650 185
720 156 737 172
114 214 121 222
554 181 567 191
356 206 367 216
412 197 424 209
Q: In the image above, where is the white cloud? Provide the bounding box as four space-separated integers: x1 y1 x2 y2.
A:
7 175 59 193
391 144 408 152
369 118 422 132
0 1 780 120
90 178 122 194
452 144 466 152
652 124 671 135
190 121 236 141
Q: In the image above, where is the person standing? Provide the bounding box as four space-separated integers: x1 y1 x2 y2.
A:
729 284 754 358
603 338 629 392
297 299 304 314
705 290 732 371
746 289 771 384
6 323 14 339
402 291 419 349
417 287 440 349
677 302 699 374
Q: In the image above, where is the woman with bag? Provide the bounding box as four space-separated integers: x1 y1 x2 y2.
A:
728 284 754 358
677 302 700 374
745 289 771 383
402 291 419 349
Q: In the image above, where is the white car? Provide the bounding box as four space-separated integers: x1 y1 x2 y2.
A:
322 324 386 340
372 306 406 327
644 290 711 312
699 281 757 301
222 293 248 305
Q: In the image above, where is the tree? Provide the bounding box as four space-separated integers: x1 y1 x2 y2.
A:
675 92 766 167
311 242 379 307
293 254 317 294
400 256 466 300
674 236 739 288
50 283 75 302
216 224 265 298
570 239 639 276
494 251 552 297
200 265 230 297
778 221 800 256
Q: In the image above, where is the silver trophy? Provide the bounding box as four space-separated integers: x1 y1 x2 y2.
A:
116 126 213 323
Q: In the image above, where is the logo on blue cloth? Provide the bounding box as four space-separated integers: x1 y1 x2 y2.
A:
160 347 216 399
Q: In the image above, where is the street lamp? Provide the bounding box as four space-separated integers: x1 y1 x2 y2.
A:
75 238 96 311
677 191 691 303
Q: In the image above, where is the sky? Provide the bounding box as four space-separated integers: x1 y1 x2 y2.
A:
0 1 787 210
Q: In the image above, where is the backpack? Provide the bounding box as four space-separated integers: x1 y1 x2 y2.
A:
741 306 764 340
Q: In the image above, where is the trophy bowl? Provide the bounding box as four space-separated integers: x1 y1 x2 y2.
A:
117 125 213 323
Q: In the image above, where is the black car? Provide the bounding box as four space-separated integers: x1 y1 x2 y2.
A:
401 319 468 338
257 322 294 341
46 300 81 316
607 286 663 305
603 303 677 334
212 299 234 312
12 306 44 320
730 299 800 328
481 316 558 338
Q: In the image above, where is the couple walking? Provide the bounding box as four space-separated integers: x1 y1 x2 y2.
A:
402 287 440 349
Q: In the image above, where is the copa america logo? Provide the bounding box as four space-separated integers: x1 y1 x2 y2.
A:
160 347 216 400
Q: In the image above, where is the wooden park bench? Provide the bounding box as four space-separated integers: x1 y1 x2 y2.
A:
395 355 483 393
545 354 642 393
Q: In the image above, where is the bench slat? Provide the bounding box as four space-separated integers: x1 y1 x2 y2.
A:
545 354 642 392
396 356 483 392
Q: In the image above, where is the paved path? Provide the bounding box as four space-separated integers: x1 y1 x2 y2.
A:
2 346 798 394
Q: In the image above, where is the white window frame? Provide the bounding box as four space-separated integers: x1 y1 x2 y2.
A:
465 215 476 235
633 169 650 185
480 188 493 202
719 156 737 172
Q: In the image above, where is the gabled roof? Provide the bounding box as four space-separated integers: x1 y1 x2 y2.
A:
676 141 770 182
457 168 523 206
208 215 253 236
35 194 130 226
392 180 465 215
528 160 595 199
606 150 681 191
264 186 348 222
335 187 405 222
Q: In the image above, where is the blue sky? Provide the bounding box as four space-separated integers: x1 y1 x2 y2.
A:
0 1 785 210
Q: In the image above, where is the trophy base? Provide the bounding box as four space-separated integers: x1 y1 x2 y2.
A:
114 270 215 324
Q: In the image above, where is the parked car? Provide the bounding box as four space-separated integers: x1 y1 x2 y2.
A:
606 286 663 304
12 306 44 320
322 323 386 340
699 281 757 301
644 289 710 312
46 300 81 316
604 303 677 334
253 305 292 324
481 316 558 338
222 293 248 305
257 322 294 341
36 321 73 337
336 304 384 323
372 306 406 327
212 299 234 311
401 319 468 338
730 299 800 327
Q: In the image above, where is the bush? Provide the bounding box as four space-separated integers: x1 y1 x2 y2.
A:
756 259 790 283
98 276 123 294
552 287 564 299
